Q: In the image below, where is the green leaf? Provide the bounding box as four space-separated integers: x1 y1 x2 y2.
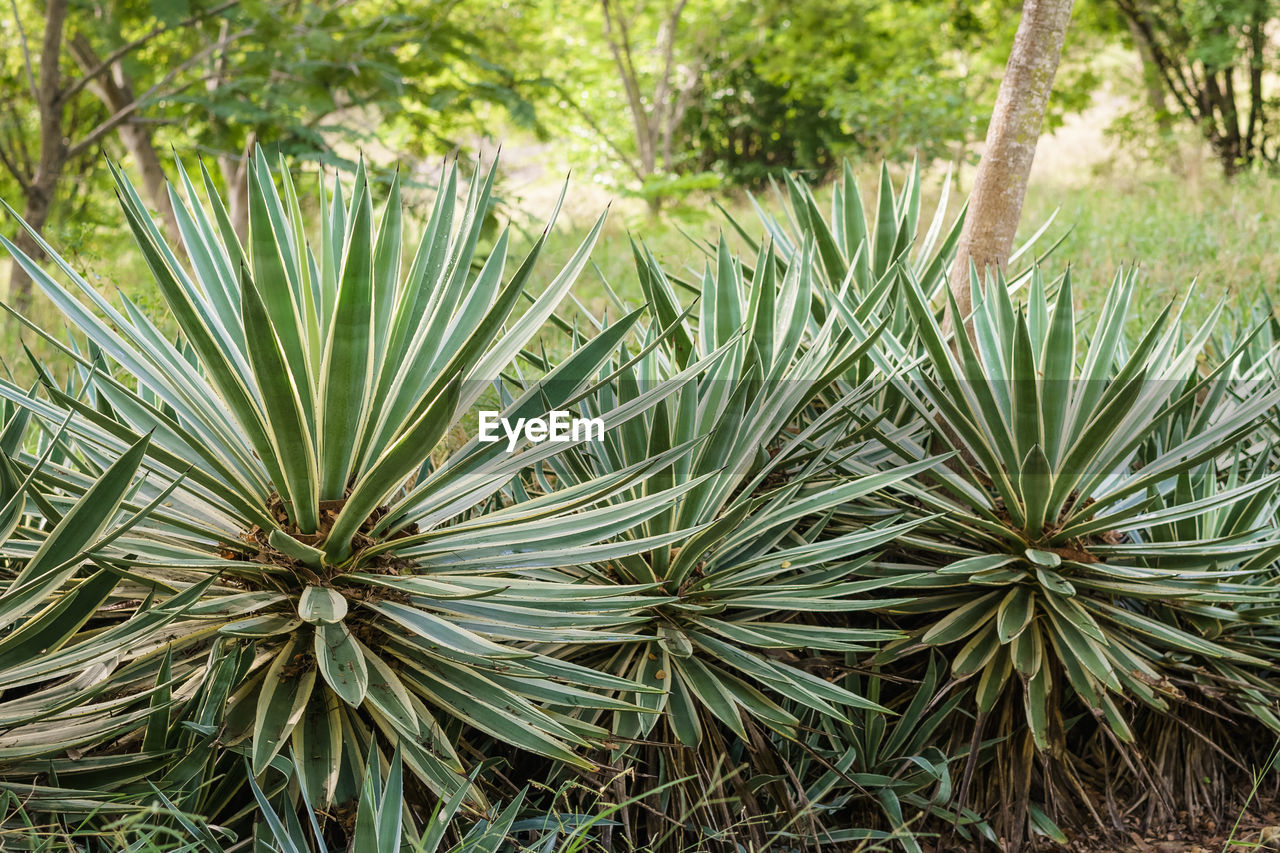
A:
253 636 317 775
922 592 1000 646
318 168 375 499
996 586 1036 644
13 434 149 587
315 621 369 707
269 529 326 570
298 586 348 624
1024 663 1051 751
240 264 319 532
1024 548 1061 569
291 693 342 805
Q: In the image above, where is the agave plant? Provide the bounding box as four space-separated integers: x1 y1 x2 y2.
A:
695 161 1063 457
0 152 714 812
852 266 1280 757
712 161 1059 329
790 657 990 851
248 745 527 852
502 236 943 753
0 419 208 761
478 225 956 850
0 401 238 845
0 784 226 853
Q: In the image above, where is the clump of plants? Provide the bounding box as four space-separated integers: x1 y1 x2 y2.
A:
844 266 1280 839
0 154 1277 853
0 152 715 843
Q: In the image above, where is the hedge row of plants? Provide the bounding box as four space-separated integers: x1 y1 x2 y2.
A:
0 152 1276 851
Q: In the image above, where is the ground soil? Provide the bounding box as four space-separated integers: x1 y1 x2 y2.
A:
1062 797 1280 853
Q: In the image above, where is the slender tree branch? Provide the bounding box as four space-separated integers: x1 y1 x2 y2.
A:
1221 64 1241 157
1115 0 1197 122
4 101 34 177
601 0 653 171
68 28 251 158
60 0 242 103
550 81 646 183
207 18 231 92
0 139 30 192
38 0 68 114
7 0 39 101
0 102 34 182
651 0 690 131
661 65 698 169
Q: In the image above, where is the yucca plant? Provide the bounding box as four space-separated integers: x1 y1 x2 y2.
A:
0 785 226 853
0 401 244 847
0 151 712 815
703 161 1062 454
466 233 948 849
251 745 739 853
712 161 1059 331
248 746 527 852
0 425 206 763
536 237 942 744
842 265 1280 834
788 657 993 853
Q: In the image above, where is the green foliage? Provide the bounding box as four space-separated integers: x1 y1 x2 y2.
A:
169 0 540 167
248 747 526 852
530 234 931 745
1 153 1280 851
748 0 993 161
716 160 1280 839
790 657 994 851
866 265 1280 749
1113 0 1279 171
0 152 705 827
677 57 842 187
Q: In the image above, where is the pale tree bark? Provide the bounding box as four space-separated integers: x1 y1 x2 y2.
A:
598 0 700 214
945 0 1075 337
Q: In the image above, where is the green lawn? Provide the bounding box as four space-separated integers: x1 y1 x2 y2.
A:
4 161 1277 388
1020 168 1280 321
536 162 1279 331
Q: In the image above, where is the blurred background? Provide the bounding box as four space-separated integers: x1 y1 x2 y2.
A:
1 0 1276 327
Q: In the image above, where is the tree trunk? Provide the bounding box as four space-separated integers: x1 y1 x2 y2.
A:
945 0 1074 337
219 152 251 244
117 116 180 241
68 33 180 244
1128 16 1170 131
9 0 70 315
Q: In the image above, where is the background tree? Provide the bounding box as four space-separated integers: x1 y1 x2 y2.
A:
0 0 541 307
749 0 1015 163
516 0 1097 212
0 0 239 311
1113 0 1273 175
576 0 720 211
170 0 541 239
672 0 999 188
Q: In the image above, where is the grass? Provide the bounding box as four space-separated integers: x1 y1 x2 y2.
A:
536 152 1280 333
2 150 1278 386
1020 166 1280 322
